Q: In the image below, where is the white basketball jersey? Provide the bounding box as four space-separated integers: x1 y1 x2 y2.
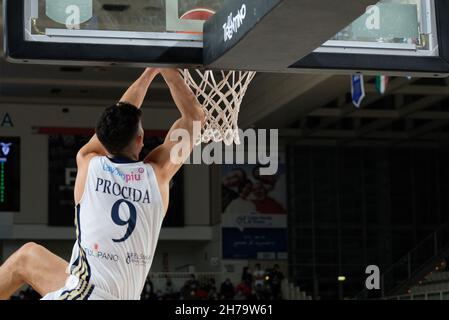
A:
62 156 165 300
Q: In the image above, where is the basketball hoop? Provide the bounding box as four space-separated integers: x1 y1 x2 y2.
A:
180 69 256 146
177 8 256 146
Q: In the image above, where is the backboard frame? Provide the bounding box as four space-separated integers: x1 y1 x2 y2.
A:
4 0 449 77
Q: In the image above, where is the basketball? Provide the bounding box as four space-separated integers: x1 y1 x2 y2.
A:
180 8 215 21
178 8 216 35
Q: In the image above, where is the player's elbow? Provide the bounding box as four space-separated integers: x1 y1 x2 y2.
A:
76 150 88 166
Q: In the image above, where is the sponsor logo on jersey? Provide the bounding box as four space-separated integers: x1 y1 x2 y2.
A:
102 162 145 184
84 244 120 262
126 252 152 266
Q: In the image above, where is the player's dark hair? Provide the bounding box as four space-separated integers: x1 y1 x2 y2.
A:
96 102 142 154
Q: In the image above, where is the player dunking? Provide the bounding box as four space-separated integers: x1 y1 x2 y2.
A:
0 68 205 300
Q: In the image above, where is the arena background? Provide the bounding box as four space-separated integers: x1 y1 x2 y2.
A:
1 0 449 301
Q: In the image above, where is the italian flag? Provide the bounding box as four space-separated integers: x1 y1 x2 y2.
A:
375 75 389 95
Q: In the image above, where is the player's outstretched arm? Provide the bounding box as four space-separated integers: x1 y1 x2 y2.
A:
144 69 205 186
119 68 160 109
76 68 160 164
77 68 159 160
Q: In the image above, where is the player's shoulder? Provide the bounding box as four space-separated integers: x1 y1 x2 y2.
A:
77 155 105 177
143 161 168 187
143 161 160 180
77 152 102 167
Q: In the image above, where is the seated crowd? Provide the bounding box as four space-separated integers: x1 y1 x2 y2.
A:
11 264 285 301
141 264 285 301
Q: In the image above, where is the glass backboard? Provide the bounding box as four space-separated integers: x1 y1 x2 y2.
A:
24 0 437 56
25 0 225 48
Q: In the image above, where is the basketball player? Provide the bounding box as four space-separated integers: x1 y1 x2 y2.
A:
0 68 205 300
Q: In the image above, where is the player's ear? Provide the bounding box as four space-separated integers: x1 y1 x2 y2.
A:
140 134 146 149
136 134 143 146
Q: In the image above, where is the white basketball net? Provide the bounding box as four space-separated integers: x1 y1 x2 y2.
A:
181 69 256 146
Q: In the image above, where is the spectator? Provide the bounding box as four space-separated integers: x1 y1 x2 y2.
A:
254 283 266 300
208 287 219 300
246 289 258 301
204 278 217 292
196 288 209 299
180 284 192 300
185 274 200 292
141 277 155 300
196 279 210 300
253 264 266 288
205 278 217 298
220 278 235 300
181 274 200 300
242 267 253 288
234 288 246 300
235 281 252 299
163 277 176 300
155 290 164 300
180 285 199 300
268 264 284 300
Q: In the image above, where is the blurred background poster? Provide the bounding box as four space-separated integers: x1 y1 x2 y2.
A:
221 157 288 260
